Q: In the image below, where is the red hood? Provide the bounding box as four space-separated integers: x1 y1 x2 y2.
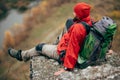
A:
81 15 92 26
74 2 91 20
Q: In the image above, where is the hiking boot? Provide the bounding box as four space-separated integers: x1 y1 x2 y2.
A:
8 48 23 61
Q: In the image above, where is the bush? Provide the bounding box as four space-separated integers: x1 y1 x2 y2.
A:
0 50 4 62
10 24 29 45
23 14 34 29
3 31 15 52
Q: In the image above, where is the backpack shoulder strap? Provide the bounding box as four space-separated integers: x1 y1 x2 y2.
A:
65 18 74 30
81 21 91 35
65 19 91 34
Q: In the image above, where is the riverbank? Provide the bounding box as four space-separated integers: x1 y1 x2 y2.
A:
0 0 34 17
0 9 24 48
0 0 76 80
0 0 40 48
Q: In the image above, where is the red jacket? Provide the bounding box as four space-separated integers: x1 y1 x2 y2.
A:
57 16 92 69
57 2 92 69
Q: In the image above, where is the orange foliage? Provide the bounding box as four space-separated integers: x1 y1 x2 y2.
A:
3 31 15 51
30 1 51 22
0 50 4 60
23 14 34 30
10 24 29 45
31 7 41 17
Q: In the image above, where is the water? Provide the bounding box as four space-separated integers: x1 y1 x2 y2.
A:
0 0 40 48
0 10 23 48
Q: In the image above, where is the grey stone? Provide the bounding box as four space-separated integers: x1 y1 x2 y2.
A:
30 52 120 80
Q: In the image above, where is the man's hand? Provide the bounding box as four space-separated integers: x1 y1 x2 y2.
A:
107 50 113 55
54 68 66 76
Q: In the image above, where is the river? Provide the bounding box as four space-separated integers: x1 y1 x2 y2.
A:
0 10 23 48
0 0 40 48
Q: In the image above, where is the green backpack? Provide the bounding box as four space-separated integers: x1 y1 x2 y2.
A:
77 16 117 67
58 16 116 67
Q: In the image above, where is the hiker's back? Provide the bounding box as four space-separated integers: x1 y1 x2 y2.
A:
78 16 117 65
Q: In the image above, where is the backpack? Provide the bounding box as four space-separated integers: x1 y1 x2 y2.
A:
65 16 117 68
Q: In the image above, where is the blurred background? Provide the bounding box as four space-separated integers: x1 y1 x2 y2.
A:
0 0 120 80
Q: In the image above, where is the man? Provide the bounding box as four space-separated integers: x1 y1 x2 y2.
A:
8 2 92 75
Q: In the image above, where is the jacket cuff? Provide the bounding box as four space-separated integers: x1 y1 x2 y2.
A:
64 67 73 71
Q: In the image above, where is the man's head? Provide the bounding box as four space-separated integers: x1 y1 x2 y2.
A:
73 2 91 20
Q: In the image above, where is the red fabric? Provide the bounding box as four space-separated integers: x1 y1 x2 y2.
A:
57 3 92 69
74 2 91 19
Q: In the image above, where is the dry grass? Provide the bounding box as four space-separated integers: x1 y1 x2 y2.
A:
112 20 120 52
109 10 120 19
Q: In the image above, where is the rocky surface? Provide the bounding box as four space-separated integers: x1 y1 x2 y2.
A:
30 52 120 80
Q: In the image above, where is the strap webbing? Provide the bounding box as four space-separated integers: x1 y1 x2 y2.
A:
81 21 91 35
